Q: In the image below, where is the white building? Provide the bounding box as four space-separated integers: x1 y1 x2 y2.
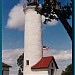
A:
31 56 58 75
23 3 58 75
2 62 12 75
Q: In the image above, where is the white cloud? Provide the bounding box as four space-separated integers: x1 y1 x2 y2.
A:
7 4 58 30
2 48 72 75
56 59 72 75
43 49 72 60
7 4 25 30
2 48 24 75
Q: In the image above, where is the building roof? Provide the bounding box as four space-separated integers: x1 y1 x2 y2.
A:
2 62 12 67
31 56 58 69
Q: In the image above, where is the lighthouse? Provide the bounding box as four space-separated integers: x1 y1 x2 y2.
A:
23 0 43 75
23 0 58 75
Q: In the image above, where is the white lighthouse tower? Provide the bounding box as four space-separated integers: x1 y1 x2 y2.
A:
23 0 58 75
23 0 43 75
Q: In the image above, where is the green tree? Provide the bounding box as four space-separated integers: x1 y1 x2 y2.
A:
61 64 72 75
17 53 24 75
35 0 72 40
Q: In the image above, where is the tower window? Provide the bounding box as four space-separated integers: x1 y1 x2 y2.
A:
26 60 29 65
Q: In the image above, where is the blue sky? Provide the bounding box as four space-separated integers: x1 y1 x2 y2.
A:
2 0 72 50
2 0 23 49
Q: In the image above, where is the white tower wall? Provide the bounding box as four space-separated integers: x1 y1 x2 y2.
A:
24 6 42 75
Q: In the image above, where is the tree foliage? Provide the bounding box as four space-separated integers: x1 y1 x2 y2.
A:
35 0 72 40
17 53 24 75
61 64 72 75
